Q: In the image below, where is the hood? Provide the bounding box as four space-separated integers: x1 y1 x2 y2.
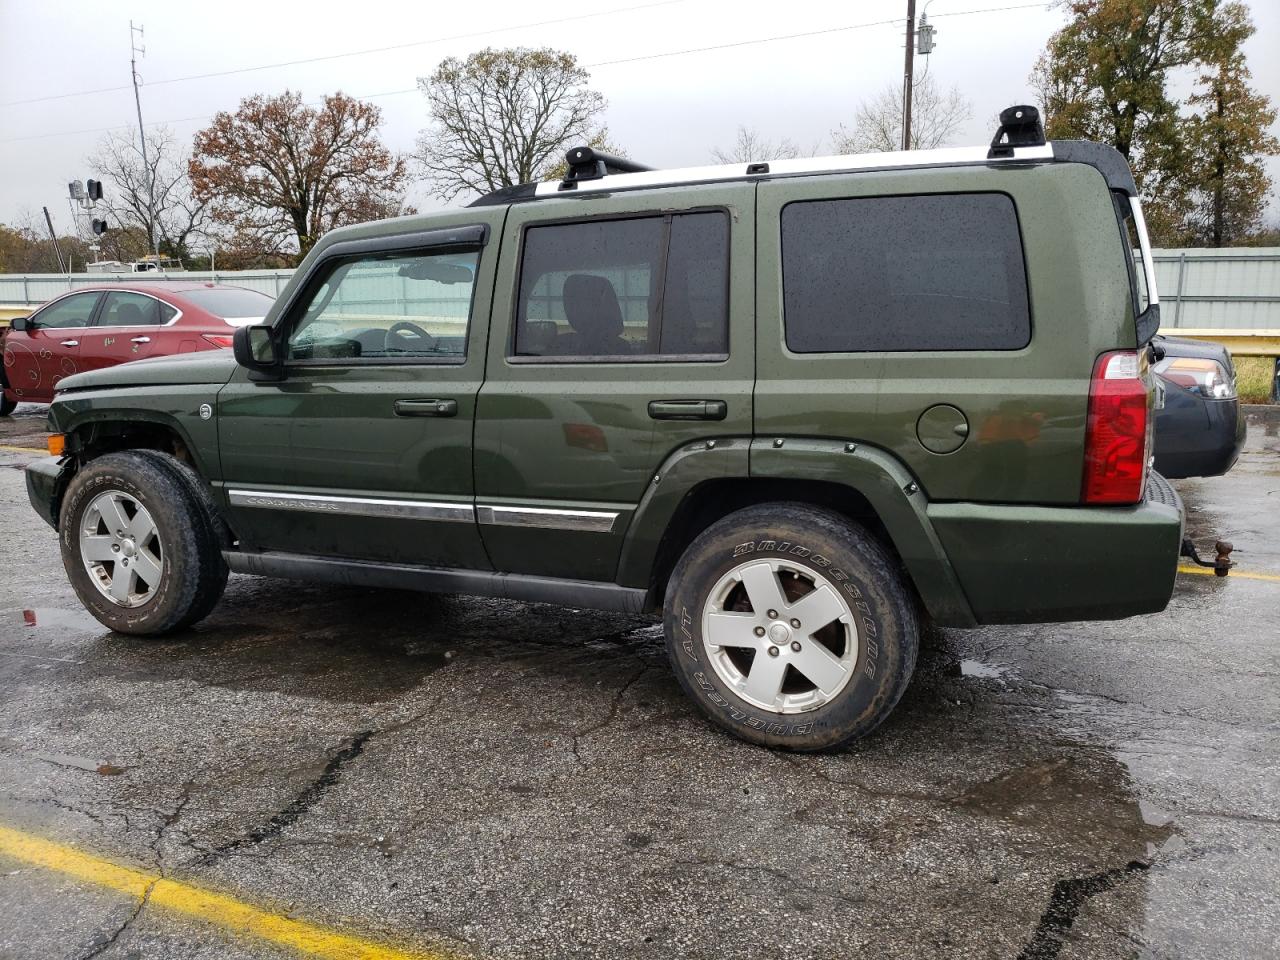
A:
56 349 239 393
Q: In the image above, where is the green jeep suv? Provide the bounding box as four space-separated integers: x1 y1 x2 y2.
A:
25 107 1183 751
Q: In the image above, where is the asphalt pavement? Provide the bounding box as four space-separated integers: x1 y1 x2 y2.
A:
0 402 1277 960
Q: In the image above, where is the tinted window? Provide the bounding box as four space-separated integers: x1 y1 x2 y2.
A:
781 193 1030 352
180 287 275 324
287 249 479 361
33 292 100 329
515 211 729 360
98 291 175 327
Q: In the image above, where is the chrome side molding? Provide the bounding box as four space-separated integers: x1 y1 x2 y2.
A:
226 489 474 523
226 488 620 533
476 504 618 534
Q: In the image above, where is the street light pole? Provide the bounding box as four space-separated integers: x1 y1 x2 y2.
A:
902 0 917 151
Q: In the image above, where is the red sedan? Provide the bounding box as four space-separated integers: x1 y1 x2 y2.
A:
1 282 274 414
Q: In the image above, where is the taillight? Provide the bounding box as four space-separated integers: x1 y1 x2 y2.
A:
1082 350 1151 505
202 334 235 349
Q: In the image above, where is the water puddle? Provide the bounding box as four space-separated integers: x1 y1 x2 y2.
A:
959 658 1013 680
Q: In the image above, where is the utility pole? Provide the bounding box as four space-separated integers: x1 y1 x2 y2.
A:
130 21 161 262
42 207 67 274
902 0 917 151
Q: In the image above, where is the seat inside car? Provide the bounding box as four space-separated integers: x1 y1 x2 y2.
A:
558 274 630 356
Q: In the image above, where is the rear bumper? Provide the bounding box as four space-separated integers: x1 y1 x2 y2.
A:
25 455 72 529
927 473 1184 625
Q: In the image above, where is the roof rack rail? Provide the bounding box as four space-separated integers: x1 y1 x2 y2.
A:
560 146 653 189
988 104 1045 159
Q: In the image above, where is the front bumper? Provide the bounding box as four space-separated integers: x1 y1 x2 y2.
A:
25 455 72 530
927 473 1184 625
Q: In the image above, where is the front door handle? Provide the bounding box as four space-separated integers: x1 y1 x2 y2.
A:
130 336 151 344
648 399 728 421
394 398 458 418
60 339 79 347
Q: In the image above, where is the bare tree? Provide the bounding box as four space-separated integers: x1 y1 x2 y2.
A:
190 91 407 262
833 75 972 154
88 126 210 262
711 126 801 164
416 47 608 201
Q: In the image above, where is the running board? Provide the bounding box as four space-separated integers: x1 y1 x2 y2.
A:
223 550 650 614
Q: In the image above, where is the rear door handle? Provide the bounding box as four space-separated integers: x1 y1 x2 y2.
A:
60 339 79 347
648 399 727 421
394 398 458 417
130 336 151 344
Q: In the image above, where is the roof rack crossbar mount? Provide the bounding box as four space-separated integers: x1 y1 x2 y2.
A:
988 104 1046 159
561 146 653 187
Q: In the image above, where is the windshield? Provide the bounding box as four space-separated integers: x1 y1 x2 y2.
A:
181 287 275 324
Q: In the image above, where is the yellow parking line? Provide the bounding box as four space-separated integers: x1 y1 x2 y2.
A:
0 443 47 454
0 824 447 960
1177 564 1280 583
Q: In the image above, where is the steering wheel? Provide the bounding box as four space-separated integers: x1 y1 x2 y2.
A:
384 321 436 353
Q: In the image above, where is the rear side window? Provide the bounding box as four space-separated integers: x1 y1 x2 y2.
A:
515 211 729 360
98 291 176 327
781 193 1031 353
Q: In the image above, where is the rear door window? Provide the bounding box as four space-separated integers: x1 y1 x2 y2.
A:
97 291 176 327
781 193 1031 352
514 211 730 360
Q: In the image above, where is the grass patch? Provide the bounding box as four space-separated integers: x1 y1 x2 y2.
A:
1235 356 1277 404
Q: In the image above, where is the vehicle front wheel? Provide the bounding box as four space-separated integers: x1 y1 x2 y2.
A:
663 503 919 751
58 450 229 635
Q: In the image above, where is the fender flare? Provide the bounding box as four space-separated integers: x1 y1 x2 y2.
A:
616 436 977 628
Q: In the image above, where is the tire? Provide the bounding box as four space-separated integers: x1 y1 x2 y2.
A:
0 368 15 416
58 450 229 635
663 502 919 751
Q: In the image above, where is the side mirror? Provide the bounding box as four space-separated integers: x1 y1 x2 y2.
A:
232 324 284 381
10 316 30 332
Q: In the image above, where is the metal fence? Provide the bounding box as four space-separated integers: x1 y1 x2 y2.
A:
0 270 295 305
3 247 1280 331
1152 248 1280 330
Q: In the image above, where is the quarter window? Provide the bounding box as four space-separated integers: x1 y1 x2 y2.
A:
781 193 1031 353
515 211 729 360
98 291 176 327
287 249 480 362
32 292 100 329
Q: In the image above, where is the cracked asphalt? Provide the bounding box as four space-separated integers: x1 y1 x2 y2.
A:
1 401 1277 959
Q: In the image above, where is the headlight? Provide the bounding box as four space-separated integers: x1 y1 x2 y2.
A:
1154 356 1236 399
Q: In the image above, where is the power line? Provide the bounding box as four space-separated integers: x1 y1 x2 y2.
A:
0 0 685 108
0 1 1051 145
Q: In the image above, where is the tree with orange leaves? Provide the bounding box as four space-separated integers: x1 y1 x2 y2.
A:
190 91 408 263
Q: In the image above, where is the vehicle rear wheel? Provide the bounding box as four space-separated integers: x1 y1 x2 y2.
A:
59 450 229 635
663 502 919 751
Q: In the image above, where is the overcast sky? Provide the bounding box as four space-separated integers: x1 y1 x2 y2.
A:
1 0 1277 234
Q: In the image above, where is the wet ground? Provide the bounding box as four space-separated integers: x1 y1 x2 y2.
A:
0 401 1277 960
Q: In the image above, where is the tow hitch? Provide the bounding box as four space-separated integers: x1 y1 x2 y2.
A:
1181 538 1235 577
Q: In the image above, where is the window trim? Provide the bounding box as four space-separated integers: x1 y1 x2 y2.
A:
778 190 1033 355
507 206 732 365
93 289 183 330
275 228 488 368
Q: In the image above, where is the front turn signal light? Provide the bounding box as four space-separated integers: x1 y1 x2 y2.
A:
47 434 66 456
